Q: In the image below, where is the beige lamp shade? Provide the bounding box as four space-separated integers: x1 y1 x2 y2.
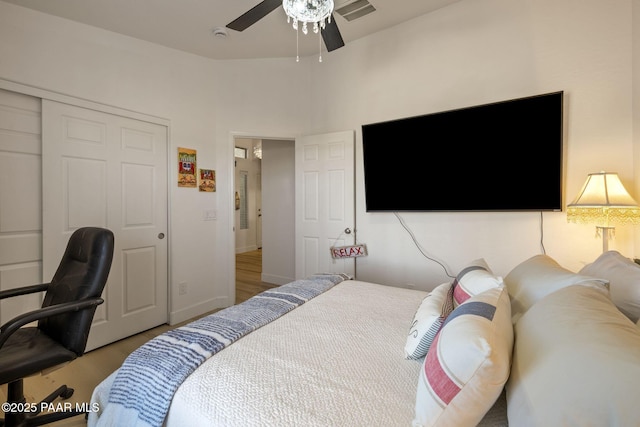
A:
567 172 640 227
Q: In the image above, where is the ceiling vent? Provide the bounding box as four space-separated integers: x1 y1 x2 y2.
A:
335 0 376 22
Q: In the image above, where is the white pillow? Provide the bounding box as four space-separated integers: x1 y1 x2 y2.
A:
506 284 640 427
405 282 454 360
579 250 640 322
504 254 608 322
452 258 504 307
413 286 513 427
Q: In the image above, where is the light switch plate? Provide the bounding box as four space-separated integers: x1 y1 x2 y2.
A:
203 209 217 221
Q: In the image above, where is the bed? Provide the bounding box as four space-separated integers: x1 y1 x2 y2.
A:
89 272 508 427
89 252 640 427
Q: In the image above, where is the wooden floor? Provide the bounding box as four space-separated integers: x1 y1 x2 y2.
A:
235 248 278 303
0 249 276 426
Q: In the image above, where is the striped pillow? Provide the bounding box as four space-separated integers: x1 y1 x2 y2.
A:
405 282 454 360
452 259 504 307
414 286 513 427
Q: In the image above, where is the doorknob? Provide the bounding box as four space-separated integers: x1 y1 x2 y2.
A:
158 233 165 239
344 228 351 234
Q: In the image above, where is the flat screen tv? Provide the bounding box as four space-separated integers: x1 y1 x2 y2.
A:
361 91 564 212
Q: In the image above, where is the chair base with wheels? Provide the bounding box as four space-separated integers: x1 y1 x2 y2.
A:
2 380 84 427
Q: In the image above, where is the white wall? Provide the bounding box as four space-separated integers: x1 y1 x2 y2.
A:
302 0 638 288
261 140 296 285
0 0 638 318
634 0 640 252
0 1 310 323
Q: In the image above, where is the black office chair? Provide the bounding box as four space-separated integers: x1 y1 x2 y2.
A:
0 227 114 427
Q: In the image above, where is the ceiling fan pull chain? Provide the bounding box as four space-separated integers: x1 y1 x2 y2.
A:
318 30 322 62
296 26 300 63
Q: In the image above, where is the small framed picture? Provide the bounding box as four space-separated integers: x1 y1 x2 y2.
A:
178 147 197 188
199 169 216 192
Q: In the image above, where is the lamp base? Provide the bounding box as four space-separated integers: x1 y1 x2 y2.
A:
595 226 615 252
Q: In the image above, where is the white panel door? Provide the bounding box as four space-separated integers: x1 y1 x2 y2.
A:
256 172 262 249
0 89 42 325
295 131 355 279
42 100 168 351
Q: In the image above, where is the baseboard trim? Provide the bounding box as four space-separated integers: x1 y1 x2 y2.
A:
261 273 294 286
169 296 229 325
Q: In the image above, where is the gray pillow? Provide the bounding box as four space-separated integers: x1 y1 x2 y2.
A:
580 250 640 322
505 254 608 322
507 284 640 427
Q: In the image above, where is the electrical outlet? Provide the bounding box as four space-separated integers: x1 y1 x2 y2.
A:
178 282 188 295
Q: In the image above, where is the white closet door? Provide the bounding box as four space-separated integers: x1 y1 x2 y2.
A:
42 100 168 350
0 89 42 325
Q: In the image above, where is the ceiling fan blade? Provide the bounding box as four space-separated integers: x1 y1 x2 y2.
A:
321 14 345 52
226 0 282 32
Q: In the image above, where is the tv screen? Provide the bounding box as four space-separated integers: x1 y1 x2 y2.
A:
361 91 564 212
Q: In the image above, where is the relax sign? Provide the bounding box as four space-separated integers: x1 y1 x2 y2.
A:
330 245 368 259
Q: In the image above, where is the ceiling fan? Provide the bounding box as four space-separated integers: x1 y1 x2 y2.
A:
226 0 345 52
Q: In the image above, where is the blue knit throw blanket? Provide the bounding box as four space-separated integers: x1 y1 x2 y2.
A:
95 274 348 427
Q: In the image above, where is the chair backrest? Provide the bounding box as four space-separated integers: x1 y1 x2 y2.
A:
38 227 114 355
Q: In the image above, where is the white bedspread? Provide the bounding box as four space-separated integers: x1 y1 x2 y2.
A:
165 280 426 426
91 279 509 426
90 275 345 427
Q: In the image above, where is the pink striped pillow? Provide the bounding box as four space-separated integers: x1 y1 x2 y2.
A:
452 259 504 307
414 286 513 427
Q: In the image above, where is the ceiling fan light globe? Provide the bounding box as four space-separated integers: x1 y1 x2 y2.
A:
283 0 334 26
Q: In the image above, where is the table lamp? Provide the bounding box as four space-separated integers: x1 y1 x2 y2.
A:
567 171 640 252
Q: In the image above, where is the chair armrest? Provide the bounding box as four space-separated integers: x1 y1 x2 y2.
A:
0 283 50 300
0 298 104 349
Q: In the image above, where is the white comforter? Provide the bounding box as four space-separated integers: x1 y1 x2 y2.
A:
91 279 510 426
165 280 425 426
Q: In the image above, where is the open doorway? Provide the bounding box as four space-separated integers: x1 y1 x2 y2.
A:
233 137 296 303
233 139 262 254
